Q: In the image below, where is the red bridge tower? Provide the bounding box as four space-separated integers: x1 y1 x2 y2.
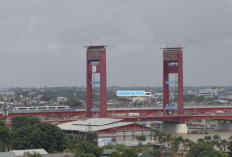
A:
86 46 107 117
162 47 184 115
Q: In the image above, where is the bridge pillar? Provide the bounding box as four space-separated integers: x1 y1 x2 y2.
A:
215 120 232 131
85 46 107 117
146 121 151 128
160 122 187 133
162 47 184 115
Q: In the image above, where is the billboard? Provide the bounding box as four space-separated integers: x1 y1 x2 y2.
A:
116 90 151 97
98 138 113 146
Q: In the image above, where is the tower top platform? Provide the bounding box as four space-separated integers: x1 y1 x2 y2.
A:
85 45 108 49
161 47 184 50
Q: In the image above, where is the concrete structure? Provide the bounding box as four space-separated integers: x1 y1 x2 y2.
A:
58 118 153 144
199 89 218 98
160 123 187 133
215 120 232 131
86 46 107 117
162 47 184 115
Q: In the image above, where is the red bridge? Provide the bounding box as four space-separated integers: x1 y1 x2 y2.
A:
2 105 232 123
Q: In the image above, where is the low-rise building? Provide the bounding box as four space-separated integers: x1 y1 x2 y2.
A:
58 118 153 145
57 97 68 103
218 90 232 100
199 89 219 98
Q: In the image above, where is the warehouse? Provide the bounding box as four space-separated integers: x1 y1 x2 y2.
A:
58 118 153 145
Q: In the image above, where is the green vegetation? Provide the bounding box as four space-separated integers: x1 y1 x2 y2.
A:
74 141 103 157
186 143 226 157
24 152 43 157
11 116 40 130
0 120 12 151
11 116 66 152
0 116 67 153
135 135 146 142
174 94 206 103
3 115 232 156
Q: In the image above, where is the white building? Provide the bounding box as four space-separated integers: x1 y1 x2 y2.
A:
199 89 219 98
57 97 68 103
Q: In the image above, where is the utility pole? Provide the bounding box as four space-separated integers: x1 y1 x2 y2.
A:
3 96 8 152
3 96 8 122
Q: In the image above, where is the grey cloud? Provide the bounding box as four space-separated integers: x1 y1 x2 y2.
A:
0 0 231 87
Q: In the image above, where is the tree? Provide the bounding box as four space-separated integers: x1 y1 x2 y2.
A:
136 135 146 142
220 139 229 153
187 143 225 157
182 138 193 151
12 116 66 152
109 151 121 157
120 147 138 157
66 99 82 107
24 152 42 157
153 129 160 142
0 120 12 151
212 135 221 146
65 136 84 152
227 136 232 154
11 116 40 130
164 133 173 147
35 123 67 152
171 136 183 152
75 141 103 157
150 149 162 156
111 144 128 154
86 131 98 145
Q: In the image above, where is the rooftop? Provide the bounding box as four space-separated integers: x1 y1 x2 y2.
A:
10 149 48 156
58 118 133 132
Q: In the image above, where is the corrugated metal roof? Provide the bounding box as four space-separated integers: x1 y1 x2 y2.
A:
0 152 16 157
43 153 74 157
58 118 133 132
72 118 123 126
10 149 48 156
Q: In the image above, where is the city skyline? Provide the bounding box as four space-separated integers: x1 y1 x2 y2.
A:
0 1 232 87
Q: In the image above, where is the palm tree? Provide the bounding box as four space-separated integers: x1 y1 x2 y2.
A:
219 139 229 153
212 135 222 150
197 138 204 143
227 136 232 153
182 138 192 151
164 133 173 147
203 135 212 144
171 136 183 152
153 129 160 142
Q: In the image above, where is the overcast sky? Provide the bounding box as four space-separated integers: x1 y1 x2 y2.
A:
0 0 231 88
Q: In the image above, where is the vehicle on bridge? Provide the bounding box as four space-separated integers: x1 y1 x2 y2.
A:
12 106 70 111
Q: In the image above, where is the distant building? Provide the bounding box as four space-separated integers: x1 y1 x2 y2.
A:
57 97 68 103
186 91 198 96
132 97 146 102
218 90 232 100
199 89 219 98
58 118 153 145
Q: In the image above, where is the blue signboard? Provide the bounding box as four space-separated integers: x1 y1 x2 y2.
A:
116 90 151 96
